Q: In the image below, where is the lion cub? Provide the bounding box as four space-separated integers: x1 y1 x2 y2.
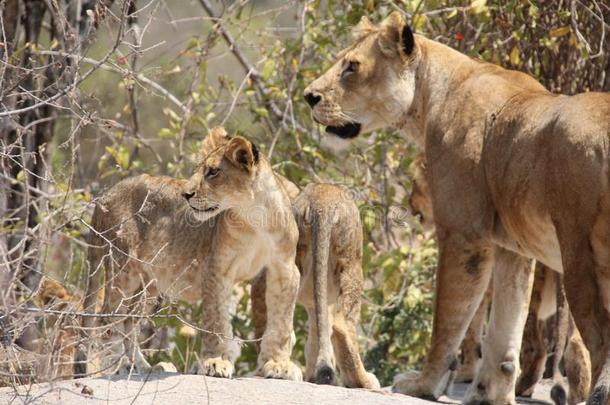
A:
79 128 302 381
252 183 380 389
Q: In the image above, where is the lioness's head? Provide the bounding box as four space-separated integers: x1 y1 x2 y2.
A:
304 12 418 138
183 127 260 221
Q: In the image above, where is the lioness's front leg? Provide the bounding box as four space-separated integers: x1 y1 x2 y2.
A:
198 271 237 378
393 233 493 398
257 259 302 381
466 248 534 405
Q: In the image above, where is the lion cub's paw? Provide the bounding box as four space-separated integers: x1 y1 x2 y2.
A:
260 359 303 381
392 371 436 399
198 357 234 378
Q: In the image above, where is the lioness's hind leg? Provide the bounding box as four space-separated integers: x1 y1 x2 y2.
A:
588 191 610 405
331 260 379 389
565 318 591 405
561 235 608 405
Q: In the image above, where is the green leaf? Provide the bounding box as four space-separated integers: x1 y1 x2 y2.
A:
158 128 174 138
254 107 269 118
261 60 275 81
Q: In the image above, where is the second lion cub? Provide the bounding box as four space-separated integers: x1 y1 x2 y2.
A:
253 183 380 389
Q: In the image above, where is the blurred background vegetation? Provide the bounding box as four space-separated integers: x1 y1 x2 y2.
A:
2 0 608 387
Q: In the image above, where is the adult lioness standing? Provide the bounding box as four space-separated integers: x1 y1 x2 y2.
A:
304 12 610 405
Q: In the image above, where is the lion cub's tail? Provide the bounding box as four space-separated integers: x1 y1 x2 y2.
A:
311 205 335 385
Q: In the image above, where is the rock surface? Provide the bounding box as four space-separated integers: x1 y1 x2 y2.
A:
0 373 556 404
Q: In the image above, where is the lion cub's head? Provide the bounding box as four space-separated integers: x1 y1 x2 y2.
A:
304 12 418 139
183 127 261 221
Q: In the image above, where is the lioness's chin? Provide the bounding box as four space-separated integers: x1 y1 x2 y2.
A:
325 122 361 139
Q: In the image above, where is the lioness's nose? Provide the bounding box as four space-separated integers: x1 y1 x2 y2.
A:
182 191 195 201
304 92 321 108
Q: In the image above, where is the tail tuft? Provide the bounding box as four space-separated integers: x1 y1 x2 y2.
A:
586 384 609 405
550 383 567 405
315 364 337 385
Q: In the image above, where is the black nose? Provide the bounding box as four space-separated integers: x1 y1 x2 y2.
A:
182 191 195 200
304 92 321 108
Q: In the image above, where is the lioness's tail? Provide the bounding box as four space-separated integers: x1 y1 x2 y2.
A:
311 205 335 385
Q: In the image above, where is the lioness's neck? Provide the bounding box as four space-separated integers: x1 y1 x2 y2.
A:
399 36 546 145
396 36 476 145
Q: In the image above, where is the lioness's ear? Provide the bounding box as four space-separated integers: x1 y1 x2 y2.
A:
225 136 259 173
201 126 231 157
378 11 414 59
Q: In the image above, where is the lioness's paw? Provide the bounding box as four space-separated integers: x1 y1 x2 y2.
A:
260 360 303 381
392 371 436 399
365 372 381 390
198 357 234 378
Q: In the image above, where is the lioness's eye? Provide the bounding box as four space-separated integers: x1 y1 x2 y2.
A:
205 167 220 179
341 61 359 78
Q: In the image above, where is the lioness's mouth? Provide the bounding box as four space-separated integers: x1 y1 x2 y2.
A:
325 122 361 139
191 204 219 213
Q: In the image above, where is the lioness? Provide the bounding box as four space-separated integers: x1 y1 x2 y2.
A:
79 128 302 381
305 12 610 404
410 159 591 404
252 183 380 389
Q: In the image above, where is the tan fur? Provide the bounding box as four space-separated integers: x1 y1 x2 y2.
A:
252 183 379 389
518 268 591 405
409 159 591 398
79 128 302 381
35 278 84 381
409 156 486 383
306 12 610 404
411 154 593 403
565 321 592 405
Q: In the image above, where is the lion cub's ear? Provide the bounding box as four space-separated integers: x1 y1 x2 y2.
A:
225 136 259 173
378 11 415 59
201 126 231 157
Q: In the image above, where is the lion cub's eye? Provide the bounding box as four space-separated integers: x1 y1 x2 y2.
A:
341 61 359 79
205 167 220 179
